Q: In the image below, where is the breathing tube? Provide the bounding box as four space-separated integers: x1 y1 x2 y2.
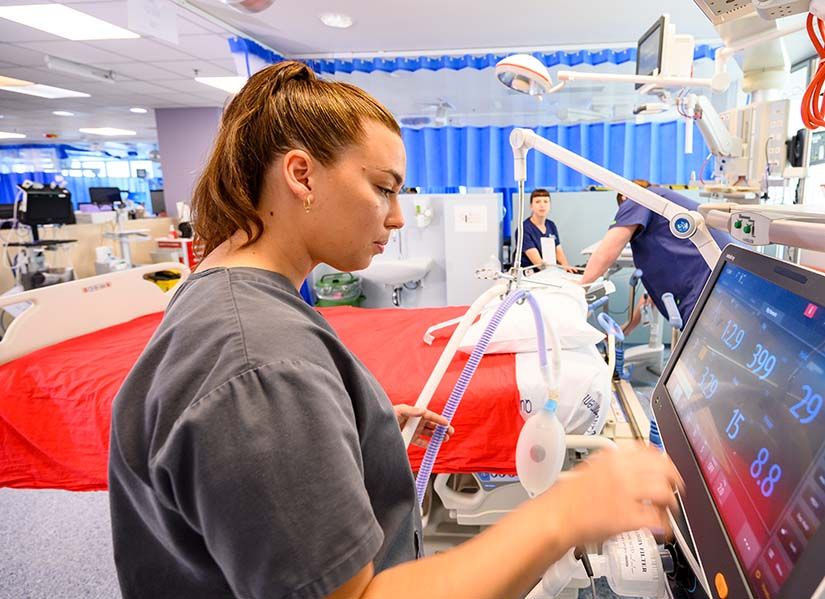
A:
401 283 507 449
413 288 562 505
598 313 627 380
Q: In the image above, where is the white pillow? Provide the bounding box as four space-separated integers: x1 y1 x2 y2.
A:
458 286 605 354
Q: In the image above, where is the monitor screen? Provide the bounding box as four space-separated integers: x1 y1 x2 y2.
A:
665 263 825 598
150 189 165 215
636 16 665 90
21 189 75 226
89 187 122 206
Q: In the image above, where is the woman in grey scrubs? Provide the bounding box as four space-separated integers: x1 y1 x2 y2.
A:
108 61 683 599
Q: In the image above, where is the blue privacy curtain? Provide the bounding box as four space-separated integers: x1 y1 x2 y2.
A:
402 120 712 238
402 120 711 189
228 37 718 76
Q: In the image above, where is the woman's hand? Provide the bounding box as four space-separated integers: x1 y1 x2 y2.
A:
561 264 578 274
540 443 684 548
394 405 455 449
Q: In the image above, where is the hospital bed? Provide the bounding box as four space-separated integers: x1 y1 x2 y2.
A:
0 263 189 490
0 266 649 498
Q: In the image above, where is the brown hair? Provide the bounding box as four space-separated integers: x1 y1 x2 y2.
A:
191 61 401 256
530 188 551 203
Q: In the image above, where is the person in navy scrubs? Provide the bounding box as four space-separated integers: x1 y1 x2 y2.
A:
580 184 734 332
515 188 575 272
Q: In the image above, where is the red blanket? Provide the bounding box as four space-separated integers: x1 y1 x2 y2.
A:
0 306 521 490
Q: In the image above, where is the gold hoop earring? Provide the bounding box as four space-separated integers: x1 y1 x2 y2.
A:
304 194 313 214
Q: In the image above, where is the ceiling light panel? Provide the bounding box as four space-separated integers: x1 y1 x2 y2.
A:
0 131 26 139
0 84 90 99
0 75 33 87
0 4 140 40
194 76 246 93
79 127 137 136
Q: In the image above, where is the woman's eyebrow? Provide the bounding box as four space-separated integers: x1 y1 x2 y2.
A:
376 168 403 187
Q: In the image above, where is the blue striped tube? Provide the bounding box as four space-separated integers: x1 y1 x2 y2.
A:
615 344 626 380
414 289 548 505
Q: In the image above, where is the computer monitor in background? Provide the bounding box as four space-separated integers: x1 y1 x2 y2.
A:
635 15 667 90
150 190 166 215
19 186 75 241
89 187 122 206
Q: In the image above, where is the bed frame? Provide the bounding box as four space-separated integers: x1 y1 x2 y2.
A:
0 262 190 365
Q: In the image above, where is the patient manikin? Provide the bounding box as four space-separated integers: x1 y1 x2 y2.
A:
458 275 613 436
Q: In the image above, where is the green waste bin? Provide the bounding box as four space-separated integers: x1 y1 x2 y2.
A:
314 272 365 307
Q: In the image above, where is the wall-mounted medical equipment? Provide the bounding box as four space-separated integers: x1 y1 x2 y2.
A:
354 193 501 308
635 14 697 91
684 95 790 195
414 196 433 229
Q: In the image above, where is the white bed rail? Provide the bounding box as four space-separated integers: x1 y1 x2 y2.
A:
0 262 190 365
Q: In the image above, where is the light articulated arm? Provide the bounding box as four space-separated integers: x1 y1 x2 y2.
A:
509 128 722 270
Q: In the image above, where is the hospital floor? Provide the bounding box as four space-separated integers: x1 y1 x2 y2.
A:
0 486 632 599
0 353 661 599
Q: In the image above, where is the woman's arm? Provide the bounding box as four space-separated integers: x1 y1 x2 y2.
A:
555 246 576 273
331 444 683 599
524 248 544 267
580 226 636 285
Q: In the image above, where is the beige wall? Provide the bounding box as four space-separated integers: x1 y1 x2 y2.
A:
1 217 177 294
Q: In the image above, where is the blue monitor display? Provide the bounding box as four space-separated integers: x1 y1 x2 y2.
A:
666 263 825 599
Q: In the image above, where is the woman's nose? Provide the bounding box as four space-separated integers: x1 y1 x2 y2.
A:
386 197 405 229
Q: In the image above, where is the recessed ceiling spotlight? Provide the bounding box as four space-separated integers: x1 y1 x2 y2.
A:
53 110 75 116
130 107 148 114
320 13 353 28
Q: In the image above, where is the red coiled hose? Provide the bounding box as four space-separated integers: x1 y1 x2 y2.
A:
802 12 825 129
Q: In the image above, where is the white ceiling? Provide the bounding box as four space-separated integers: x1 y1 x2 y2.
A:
0 0 238 143
202 0 723 55
0 0 817 146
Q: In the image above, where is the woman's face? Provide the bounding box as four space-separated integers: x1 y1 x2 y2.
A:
531 195 550 219
308 120 406 272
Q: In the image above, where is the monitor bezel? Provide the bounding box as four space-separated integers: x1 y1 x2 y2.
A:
635 15 668 90
19 189 75 227
652 244 825 599
88 186 123 206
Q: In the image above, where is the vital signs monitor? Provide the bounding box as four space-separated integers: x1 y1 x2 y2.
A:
653 245 825 599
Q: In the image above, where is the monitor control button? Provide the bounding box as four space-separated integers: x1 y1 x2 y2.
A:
715 572 729 598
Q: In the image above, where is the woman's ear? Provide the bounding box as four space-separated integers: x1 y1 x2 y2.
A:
282 150 313 198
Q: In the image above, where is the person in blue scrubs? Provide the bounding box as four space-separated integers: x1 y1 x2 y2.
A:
580 185 733 332
515 189 576 272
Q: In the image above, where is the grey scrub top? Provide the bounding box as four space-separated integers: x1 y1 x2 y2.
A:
108 267 422 599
